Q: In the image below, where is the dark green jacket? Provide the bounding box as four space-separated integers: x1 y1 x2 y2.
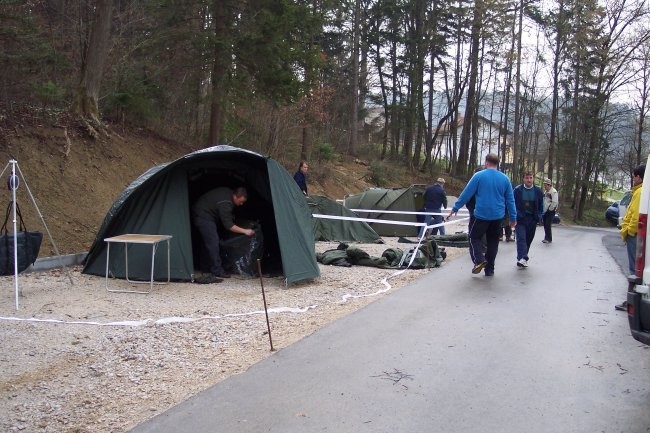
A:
192 187 235 228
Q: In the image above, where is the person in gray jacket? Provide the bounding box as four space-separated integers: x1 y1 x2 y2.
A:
541 178 558 243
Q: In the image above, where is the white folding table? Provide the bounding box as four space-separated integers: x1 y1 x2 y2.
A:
104 234 172 294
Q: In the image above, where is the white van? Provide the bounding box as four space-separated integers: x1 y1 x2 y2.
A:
627 157 650 345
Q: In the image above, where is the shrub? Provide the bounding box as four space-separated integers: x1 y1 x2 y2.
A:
32 81 66 109
315 142 337 163
368 161 387 186
104 67 163 123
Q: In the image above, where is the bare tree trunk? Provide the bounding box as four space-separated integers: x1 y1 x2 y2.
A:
208 0 228 147
634 43 649 166
349 0 360 157
422 49 435 172
547 0 566 181
402 80 413 161
487 66 498 155
73 0 113 126
301 126 311 161
456 2 482 177
265 108 280 157
511 0 524 181
500 7 517 176
469 38 487 173
375 39 390 160
390 40 399 157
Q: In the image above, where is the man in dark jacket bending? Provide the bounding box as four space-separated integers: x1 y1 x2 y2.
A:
192 187 255 281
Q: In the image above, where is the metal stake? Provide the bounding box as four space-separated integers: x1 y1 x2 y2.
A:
10 160 19 310
256 259 274 352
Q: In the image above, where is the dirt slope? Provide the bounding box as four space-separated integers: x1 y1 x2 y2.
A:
0 120 436 256
1 122 196 255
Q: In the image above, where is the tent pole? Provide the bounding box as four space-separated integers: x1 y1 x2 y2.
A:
10 160 19 310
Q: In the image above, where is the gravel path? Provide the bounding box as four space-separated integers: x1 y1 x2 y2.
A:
0 236 467 433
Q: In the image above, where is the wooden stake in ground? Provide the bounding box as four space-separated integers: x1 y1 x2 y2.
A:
256 259 274 352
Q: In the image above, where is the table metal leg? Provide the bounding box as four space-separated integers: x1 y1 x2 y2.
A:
150 242 157 292
107 242 151 294
105 242 111 290
105 239 171 294
166 239 171 283
125 243 130 282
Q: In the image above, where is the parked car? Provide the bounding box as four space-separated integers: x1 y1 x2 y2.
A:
618 190 633 226
605 190 632 227
606 201 620 226
627 160 650 345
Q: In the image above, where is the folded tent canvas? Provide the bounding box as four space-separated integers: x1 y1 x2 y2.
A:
343 185 426 237
82 145 320 284
307 195 382 243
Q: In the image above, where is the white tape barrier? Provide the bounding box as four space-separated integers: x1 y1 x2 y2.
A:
0 273 408 327
0 305 319 327
349 209 470 216
340 268 408 303
312 213 469 228
312 213 469 245
0 213 470 328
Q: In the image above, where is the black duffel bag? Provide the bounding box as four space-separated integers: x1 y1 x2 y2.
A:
0 202 43 275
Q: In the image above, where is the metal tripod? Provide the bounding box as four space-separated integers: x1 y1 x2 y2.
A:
0 159 73 310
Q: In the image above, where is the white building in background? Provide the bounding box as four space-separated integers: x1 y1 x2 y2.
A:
362 107 516 167
431 115 513 166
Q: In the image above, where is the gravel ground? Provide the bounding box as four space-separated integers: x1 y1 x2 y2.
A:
0 234 467 433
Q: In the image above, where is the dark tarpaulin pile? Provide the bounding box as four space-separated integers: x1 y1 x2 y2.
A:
220 225 264 277
316 240 444 269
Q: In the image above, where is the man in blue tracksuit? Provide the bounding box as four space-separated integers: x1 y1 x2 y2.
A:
447 153 517 276
513 171 544 268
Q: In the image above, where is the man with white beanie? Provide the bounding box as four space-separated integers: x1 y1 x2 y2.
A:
542 178 559 243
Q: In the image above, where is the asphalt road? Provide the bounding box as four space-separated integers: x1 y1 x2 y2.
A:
129 225 650 433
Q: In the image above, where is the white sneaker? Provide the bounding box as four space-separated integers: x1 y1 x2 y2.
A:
517 258 528 268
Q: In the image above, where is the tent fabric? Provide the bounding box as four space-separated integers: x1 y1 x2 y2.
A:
82 145 319 284
267 161 321 283
307 195 382 243
343 185 426 237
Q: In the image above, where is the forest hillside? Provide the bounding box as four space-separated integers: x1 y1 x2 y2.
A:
0 117 439 256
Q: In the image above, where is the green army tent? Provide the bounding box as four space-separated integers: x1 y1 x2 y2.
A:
343 185 426 237
82 145 319 284
307 195 382 243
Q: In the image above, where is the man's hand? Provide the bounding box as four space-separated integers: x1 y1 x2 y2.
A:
509 221 516 229
446 210 457 221
231 225 256 236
